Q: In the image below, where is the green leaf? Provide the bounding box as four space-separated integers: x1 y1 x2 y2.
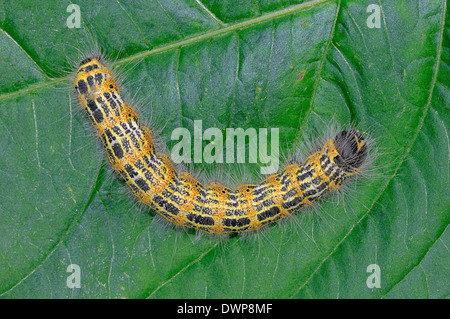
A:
0 0 448 299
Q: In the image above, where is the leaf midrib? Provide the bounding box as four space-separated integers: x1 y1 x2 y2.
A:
0 0 330 103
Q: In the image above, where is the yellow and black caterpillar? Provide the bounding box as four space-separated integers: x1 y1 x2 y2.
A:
75 56 368 235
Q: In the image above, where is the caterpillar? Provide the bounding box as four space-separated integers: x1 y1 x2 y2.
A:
74 56 369 236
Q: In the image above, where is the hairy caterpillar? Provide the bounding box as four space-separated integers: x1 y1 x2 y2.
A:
74 56 369 235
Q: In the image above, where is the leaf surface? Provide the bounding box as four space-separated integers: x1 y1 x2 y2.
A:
0 0 448 298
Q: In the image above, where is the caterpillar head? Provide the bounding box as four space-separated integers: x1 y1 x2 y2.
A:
75 55 118 97
333 129 368 174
